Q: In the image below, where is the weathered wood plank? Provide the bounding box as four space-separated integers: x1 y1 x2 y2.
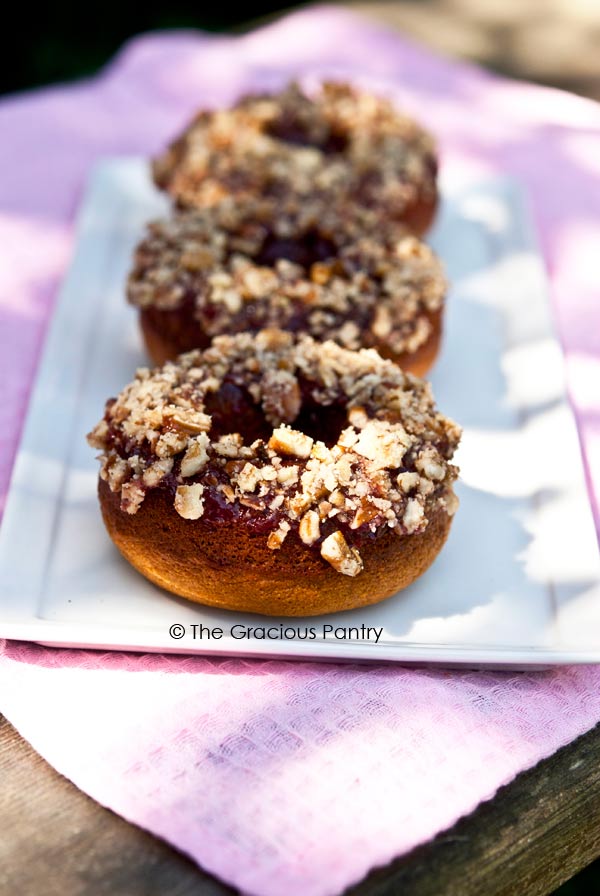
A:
1 713 599 895
348 723 600 896
0 716 232 896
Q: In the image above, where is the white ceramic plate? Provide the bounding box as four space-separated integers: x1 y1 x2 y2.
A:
1 159 599 668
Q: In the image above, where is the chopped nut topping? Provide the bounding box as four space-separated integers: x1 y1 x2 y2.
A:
103 457 129 491
403 498 425 533
127 200 445 358
143 458 173 487
181 246 216 271
237 463 261 493
174 483 205 520
261 369 302 425
268 425 314 459
156 430 188 458
267 520 291 550
277 465 299 485
180 433 210 477
299 510 321 546
397 471 420 493
120 480 145 515
132 82 443 361
213 434 243 457
166 409 212 434
152 81 437 228
443 491 460 516
354 420 410 470
416 447 446 481
350 499 380 529
88 331 460 575
320 531 364 577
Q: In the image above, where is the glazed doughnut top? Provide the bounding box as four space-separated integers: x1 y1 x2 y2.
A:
127 199 446 356
88 331 460 576
152 81 437 218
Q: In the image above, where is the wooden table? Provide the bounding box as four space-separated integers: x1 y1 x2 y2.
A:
1 712 599 895
3 5 600 895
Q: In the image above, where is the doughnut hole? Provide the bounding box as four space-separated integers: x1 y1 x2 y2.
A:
203 382 272 443
292 399 349 448
205 379 348 449
254 229 337 270
265 116 349 154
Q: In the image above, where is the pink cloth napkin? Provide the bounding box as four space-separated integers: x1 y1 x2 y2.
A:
1 7 600 895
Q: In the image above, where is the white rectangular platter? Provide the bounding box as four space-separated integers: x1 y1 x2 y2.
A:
1 158 599 667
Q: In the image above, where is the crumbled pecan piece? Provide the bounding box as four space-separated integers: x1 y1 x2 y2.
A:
320 531 363 577
143 458 173 487
350 499 380 529
261 369 301 425
237 463 261 493
267 520 291 550
277 465 299 485
181 246 216 271
180 433 210 477
403 498 425 533
174 483 205 520
213 434 243 457
442 490 460 516
310 262 333 285
121 480 145 515
166 409 212 434
354 420 409 469
104 457 129 491
416 447 446 481
268 425 313 459
396 471 420 493
299 510 320 545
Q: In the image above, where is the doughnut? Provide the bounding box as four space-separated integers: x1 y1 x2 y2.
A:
152 81 439 235
87 330 461 616
127 199 446 376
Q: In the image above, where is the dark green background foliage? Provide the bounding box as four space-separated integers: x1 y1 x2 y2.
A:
3 4 306 94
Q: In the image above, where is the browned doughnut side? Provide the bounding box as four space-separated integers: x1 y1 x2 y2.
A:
99 478 453 617
139 307 443 376
140 306 208 367
375 308 443 378
400 193 438 238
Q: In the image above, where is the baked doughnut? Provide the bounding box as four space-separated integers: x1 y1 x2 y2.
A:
127 200 446 376
88 331 460 616
152 81 439 235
